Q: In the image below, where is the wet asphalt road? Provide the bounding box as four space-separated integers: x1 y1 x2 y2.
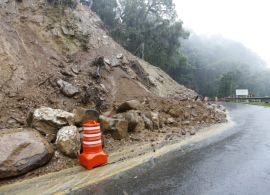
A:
75 103 270 195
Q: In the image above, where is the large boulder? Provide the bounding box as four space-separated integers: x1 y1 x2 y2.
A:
123 111 145 132
57 79 79 97
28 107 74 141
117 100 141 113
55 126 81 158
0 128 54 179
112 119 129 140
99 115 129 140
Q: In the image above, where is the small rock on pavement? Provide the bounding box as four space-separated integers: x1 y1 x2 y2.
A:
57 79 79 97
117 100 141 112
0 128 54 179
190 129 196 135
56 126 81 158
28 107 74 142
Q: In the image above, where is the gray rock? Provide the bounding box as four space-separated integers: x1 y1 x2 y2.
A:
57 79 79 97
190 129 196 135
71 66 80 74
56 126 81 158
182 121 190 125
0 128 54 179
104 58 111 65
167 117 176 124
121 56 129 65
111 58 120 67
117 100 141 112
217 105 226 112
116 53 123 59
28 107 74 141
181 129 186 135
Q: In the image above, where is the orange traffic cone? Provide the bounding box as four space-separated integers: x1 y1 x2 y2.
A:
80 120 108 170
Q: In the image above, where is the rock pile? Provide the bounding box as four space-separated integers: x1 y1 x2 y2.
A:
0 97 227 180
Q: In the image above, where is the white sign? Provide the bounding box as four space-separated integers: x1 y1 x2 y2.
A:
236 89 249 96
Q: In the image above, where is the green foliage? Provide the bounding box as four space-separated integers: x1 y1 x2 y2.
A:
47 0 77 8
92 0 189 71
218 72 237 97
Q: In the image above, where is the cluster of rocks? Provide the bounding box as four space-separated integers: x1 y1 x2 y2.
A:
0 106 98 179
100 100 160 140
100 99 227 141
0 99 227 179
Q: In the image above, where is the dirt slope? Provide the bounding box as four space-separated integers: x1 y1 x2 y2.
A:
0 0 196 129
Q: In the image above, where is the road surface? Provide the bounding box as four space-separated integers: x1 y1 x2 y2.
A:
74 103 270 195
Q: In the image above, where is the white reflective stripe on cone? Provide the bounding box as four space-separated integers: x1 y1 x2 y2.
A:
83 126 100 131
83 133 102 138
83 140 102 145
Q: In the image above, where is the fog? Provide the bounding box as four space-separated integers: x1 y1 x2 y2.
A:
174 0 270 67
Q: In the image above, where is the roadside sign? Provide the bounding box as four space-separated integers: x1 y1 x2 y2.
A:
236 89 249 96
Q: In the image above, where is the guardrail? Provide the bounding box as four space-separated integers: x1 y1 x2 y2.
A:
224 97 270 102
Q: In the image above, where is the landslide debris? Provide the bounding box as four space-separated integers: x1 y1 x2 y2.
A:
0 0 196 130
0 0 226 185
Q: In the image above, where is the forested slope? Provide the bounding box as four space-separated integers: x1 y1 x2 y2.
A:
181 34 270 97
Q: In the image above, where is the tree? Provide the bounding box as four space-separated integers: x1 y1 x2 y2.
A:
218 72 238 97
47 0 77 8
92 0 189 72
92 0 118 28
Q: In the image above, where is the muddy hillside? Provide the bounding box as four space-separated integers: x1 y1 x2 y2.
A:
0 0 226 183
0 0 196 128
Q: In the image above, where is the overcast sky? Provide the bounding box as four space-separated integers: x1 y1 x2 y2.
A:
174 0 270 66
